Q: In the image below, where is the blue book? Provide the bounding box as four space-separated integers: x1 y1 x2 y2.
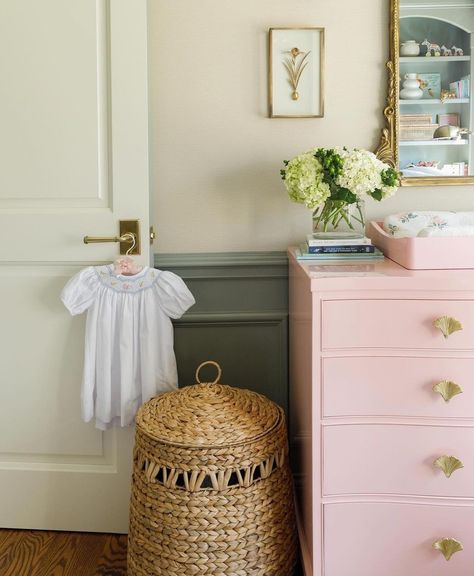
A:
296 244 384 260
308 244 375 254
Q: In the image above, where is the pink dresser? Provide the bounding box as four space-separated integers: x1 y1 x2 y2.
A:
288 248 474 576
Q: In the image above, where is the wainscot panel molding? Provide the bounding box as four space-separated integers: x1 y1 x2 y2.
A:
154 251 289 412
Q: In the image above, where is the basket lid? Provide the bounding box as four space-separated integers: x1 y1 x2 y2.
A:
136 361 281 447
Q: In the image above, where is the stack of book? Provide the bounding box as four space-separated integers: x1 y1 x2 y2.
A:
296 232 384 260
449 75 470 99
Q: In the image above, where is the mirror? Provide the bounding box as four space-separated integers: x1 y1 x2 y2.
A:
376 0 474 185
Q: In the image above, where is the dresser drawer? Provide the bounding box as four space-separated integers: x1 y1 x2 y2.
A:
324 502 474 576
323 356 474 419
322 299 474 350
323 424 474 497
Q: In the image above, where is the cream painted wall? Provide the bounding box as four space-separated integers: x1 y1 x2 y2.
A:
149 0 474 253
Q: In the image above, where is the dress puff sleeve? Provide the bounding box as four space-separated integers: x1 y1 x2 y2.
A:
154 271 196 319
61 266 99 316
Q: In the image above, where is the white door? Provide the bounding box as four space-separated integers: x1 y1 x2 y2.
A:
0 0 149 532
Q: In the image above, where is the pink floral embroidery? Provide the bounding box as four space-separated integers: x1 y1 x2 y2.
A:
430 216 448 229
96 265 157 292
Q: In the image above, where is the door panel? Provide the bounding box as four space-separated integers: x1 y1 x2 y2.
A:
0 0 149 532
0 1 109 208
0 266 101 457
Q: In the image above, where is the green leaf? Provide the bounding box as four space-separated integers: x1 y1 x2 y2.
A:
371 188 384 201
381 167 400 187
330 187 357 204
280 169 286 180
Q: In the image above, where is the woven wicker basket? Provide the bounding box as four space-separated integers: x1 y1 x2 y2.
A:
128 361 297 576
400 123 438 141
400 113 432 125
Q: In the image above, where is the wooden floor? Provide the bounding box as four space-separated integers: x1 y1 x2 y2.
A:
0 528 302 575
0 529 127 576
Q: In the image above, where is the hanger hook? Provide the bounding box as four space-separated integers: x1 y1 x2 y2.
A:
120 232 136 255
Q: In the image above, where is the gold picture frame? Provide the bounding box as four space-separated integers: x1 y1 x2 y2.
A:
268 27 325 118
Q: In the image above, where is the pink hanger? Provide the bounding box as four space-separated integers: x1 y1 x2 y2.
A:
113 233 142 276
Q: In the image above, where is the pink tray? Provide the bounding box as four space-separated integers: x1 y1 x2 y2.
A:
367 221 474 270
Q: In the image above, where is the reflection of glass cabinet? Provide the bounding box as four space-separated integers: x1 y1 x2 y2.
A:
399 8 473 177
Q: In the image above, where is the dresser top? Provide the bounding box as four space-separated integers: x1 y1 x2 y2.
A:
288 247 474 292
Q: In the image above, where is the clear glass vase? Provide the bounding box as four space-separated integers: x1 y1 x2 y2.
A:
312 199 365 236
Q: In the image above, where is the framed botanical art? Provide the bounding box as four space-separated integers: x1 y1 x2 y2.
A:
268 27 325 118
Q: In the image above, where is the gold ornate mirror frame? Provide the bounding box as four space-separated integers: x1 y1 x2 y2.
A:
375 0 474 186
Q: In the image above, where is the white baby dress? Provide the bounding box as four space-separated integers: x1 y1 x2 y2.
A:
61 265 195 430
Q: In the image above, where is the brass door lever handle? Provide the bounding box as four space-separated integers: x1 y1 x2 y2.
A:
83 220 140 255
83 233 134 245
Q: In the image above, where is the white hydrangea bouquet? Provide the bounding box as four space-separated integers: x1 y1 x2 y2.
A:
281 147 400 233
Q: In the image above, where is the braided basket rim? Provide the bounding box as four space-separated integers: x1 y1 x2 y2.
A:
136 386 284 450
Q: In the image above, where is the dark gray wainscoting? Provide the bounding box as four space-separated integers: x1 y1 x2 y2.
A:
154 252 289 412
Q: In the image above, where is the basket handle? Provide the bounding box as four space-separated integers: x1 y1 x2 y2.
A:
195 361 222 384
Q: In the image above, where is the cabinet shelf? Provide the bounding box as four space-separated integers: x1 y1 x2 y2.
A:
398 12 473 181
400 55 471 63
400 99 469 105
400 139 468 146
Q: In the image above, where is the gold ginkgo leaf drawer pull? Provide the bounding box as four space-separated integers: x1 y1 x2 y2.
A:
433 380 463 402
433 455 464 478
433 316 463 339
433 537 463 561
